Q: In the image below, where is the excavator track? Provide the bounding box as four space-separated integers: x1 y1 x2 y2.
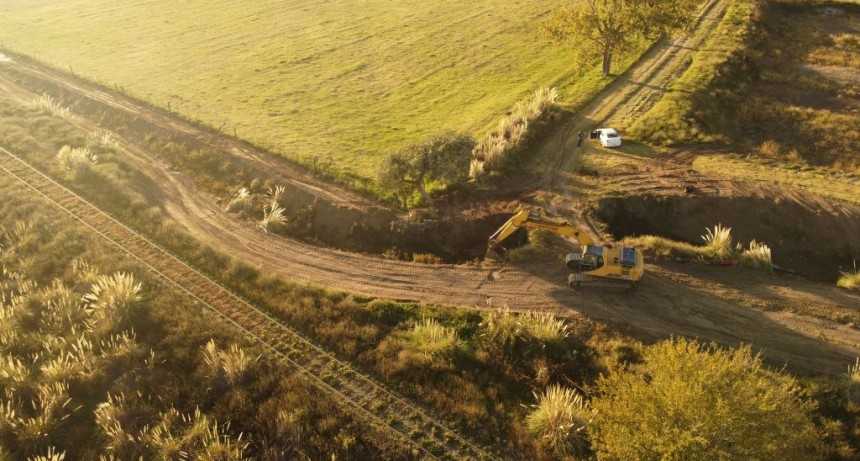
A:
568 273 637 290
0 146 497 461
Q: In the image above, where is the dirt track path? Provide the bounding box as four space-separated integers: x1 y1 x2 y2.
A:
2 0 860 376
538 0 732 181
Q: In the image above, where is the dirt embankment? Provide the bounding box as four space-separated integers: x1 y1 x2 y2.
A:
0 55 520 262
596 192 860 282
0 58 400 249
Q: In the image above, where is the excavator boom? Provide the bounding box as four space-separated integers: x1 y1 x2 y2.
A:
487 210 593 254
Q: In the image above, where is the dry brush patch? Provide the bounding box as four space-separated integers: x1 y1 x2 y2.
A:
635 0 860 172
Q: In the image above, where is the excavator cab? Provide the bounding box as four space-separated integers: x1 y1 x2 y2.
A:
579 247 605 271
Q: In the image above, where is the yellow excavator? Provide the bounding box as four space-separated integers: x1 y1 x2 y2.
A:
487 209 644 289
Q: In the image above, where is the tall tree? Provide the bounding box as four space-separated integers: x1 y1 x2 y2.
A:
378 132 475 207
541 0 699 76
589 338 821 460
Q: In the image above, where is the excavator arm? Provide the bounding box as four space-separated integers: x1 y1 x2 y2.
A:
487 209 594 259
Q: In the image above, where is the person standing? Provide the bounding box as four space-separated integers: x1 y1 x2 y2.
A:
577 130 584 147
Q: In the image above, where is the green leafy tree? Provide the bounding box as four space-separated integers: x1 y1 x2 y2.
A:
541 0 699 76
589 338 821 460
377 132 475 207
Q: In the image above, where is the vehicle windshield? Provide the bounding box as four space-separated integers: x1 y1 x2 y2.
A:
606 132 619 138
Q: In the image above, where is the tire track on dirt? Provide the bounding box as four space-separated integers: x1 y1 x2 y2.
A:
0 147 497 461
2 6 859 377
541 0 732 181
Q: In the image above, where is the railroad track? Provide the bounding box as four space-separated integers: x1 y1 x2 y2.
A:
0 146 496 461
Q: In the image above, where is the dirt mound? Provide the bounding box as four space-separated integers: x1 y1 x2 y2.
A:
596 193 860 282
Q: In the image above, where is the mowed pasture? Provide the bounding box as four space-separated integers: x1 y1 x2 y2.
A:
0 0 578 178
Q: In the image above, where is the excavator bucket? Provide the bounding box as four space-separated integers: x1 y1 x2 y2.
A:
485 244 509 262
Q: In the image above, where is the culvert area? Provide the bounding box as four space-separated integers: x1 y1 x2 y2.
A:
594 195 860 283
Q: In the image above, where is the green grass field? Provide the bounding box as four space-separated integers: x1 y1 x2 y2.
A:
0 0 580 179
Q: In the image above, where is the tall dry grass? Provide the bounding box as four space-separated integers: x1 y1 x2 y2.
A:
740 240 772 270
259 201 287 232
841 358 860 407
56 146 97 172
470 87 558 178
482 307 522 350
482 307 570 350
526 385 591 456
147 407 247 460
85 273 142 311
202 340 258 388
31 93 70 119
701 224 734 259
838 262 860 289
225 187 253 214
405 317 460 359
27 446 66 461
521 311 569 345
90 131 119 150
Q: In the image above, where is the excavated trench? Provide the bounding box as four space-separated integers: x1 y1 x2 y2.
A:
23 57 857 277
595 195 860 283
0 62 511 263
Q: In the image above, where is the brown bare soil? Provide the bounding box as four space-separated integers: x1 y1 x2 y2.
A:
1 0 859 379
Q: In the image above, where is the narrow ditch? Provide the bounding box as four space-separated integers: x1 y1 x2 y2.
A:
595 195 860 283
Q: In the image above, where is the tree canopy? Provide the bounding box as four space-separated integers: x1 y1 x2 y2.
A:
377 132 475 207
541 0 699 76
589 338 822 460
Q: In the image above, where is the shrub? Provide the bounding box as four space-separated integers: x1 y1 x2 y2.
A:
758 139 782 158
56 146 97 172
225 187 253 214
481 307 522 351
841 358 860 407
837 262 860 289
740 239 772 270
701 223 734 259
31 94 70 119
526 385 592 457
520 311 569 345
589 338 821 460
624 234 707 260
259 200 286 232
411 253 442 264
404 318 460 360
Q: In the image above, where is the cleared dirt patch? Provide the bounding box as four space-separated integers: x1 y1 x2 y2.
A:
596 193 860 282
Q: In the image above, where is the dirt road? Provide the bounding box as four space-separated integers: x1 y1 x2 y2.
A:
2 0 859 377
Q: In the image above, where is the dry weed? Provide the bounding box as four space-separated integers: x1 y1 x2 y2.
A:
526 385 591 456
31 93 70 119
701 224 734 260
